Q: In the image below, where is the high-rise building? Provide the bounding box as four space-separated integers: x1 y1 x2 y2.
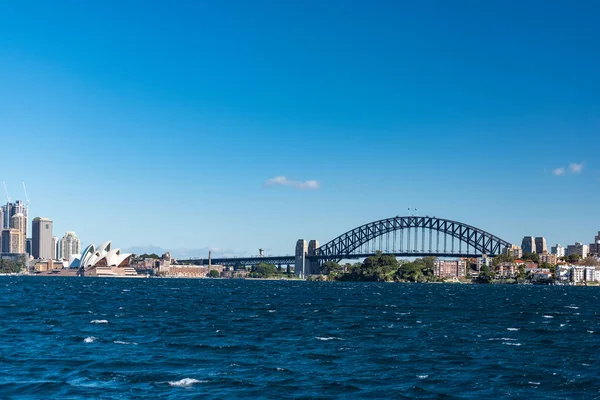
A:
60 231 81 261
1 200 28 235
566 242 589 259
52 236 59 259
535 237 547 254
11 213 26 255
589 232 600 255
551 244 565 258
26 238 32 255
32 217 53 259
521 237 536 254
1 229 23 254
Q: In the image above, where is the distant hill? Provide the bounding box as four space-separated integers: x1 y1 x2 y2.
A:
123 245 249 260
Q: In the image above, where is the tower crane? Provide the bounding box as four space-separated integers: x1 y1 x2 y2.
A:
22 181 30 208
3 181 10 203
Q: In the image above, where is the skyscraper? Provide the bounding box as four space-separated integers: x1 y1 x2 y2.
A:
535 237 547 254
60 231 81 261
11 213 26 255
551 244 565 258
32 217 53 259
1 229 23 254
52 236 59 259
521 236 536 254
590 232 600 255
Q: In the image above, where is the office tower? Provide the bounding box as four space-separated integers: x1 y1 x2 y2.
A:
32 217 53 259
26 238 32 256
52 236 59 259
60 231 81 261
566 242 589 259
535 237 547 254
590 232 600 255
0 207 4 230
1 229 23 254
521 237 536 254
551 244 565 258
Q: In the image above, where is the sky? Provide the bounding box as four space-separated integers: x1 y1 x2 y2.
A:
0 1 598 257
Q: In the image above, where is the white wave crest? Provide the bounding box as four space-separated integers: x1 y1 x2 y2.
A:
315 337 344 341
542 315 554 319
114 340 137 345
90 320 108 324
502 342 522 346
417 375 429 379
506 328 520 331
84 336 96 343
168 378 205 387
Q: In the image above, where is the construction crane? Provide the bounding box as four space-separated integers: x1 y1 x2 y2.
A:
22 181 30 208
3 181 10 204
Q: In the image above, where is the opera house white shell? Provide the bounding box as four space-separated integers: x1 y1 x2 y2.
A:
69 241 132 269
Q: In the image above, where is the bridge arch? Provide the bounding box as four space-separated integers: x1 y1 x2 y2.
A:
315 216 512 262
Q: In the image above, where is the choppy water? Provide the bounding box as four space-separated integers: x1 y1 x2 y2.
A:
0 277 599 398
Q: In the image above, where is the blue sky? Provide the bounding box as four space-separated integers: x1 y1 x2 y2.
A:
1 1 598 257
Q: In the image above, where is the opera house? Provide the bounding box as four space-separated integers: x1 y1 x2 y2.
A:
69 241 140 277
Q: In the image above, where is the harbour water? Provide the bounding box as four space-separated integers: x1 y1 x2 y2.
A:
0 277 598 398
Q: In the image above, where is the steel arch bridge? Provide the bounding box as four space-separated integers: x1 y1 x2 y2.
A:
314 216 512 263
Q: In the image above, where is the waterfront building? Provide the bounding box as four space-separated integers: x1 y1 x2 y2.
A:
71 241 134 277
433 259 466 278
566 242 589 259
556 265 570 281
497 262 516 278
502 245 523 259
551 244 565 258
521 237 536 254
32 217 53 259
1 229 23 254
535 237 547 254
60 231 81 261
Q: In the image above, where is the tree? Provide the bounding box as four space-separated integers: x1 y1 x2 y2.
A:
0 259 25 274
493 254 514 267
140 253 160 259
251 262 279 278
516 265 526 281
522 252 539 263
321 261 342 275
477 265 495 283
208 269 220 278
581 256 600 266
339 252 398 282
566 254 581 264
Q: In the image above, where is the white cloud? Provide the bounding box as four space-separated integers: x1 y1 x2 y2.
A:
552 168 566 176
569 162 584 173
263 176 320 190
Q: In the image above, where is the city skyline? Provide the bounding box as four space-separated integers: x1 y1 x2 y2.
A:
1 2 599 255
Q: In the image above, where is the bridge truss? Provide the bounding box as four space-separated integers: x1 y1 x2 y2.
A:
316 216 512 263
